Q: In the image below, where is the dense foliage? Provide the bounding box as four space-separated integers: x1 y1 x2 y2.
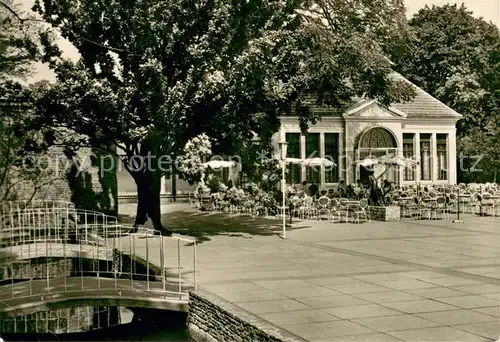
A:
388 4 500 182
0 1 61 204
15 0 415 231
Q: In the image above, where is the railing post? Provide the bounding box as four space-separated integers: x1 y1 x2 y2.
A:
63 213 67 292
10 208 14 298
146 233 150 291
28 214 32 296
113 234 117 290
177 239 181 298
43 209 49 294
130 233 133 290
194 240 197 290
97 229 100 290
161 236 165 293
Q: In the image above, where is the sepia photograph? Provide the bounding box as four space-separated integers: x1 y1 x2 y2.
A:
0 0 499 340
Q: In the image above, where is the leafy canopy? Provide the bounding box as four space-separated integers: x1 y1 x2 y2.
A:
389 4 500 136
29 0 414 172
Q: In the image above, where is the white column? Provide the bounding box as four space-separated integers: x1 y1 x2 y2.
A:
271 132 282 159
319 132 325 185
398 134 404 187
160 176 167 194
431 133 438 183
448 131 457 184
338 131 344 183
300 134 306 182
415 133 421 183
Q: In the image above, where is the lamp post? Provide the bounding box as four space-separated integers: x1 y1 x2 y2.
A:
452 185 463 223
279 140 288 239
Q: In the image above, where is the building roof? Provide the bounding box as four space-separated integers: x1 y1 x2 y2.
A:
389 73 462 119
289 72 462 119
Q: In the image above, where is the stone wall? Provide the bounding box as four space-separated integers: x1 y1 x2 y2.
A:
67 147 118 216
368 205 401 221
188 290 304 342
5 146 72 203
0 258 72 281
4 146 118 216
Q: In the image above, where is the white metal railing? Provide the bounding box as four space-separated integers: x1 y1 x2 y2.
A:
0 201 197 307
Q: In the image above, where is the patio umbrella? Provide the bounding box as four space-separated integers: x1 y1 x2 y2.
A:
378 155 418 168
284 158 304 164
354 157 379 168
301 157 336 167
203 160 238 169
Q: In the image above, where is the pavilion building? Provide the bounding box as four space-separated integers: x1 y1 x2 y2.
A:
117 73 462 198
271 73 462 187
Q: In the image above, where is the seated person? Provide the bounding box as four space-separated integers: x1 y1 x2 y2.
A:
346 183 356 199
308 183 319 198
338 180 347 198
356 179 364 189
327 188 335 199
300 181 309 196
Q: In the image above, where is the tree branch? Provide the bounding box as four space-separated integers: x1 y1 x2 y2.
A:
0 0 45 23
1 0 142 56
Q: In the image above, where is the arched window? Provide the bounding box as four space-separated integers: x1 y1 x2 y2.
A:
359 127 397 149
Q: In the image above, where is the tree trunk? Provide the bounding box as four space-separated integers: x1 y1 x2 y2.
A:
172 170 177 202
131 170 172 235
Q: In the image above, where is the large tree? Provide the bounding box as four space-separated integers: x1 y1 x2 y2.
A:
388 4 500 137
0 1 60 204
27 0 414 233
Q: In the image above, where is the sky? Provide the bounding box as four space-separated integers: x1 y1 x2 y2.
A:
14 0 500 83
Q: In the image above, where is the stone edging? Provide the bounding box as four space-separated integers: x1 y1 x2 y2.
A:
188 290 306 342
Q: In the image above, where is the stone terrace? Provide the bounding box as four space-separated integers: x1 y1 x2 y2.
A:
126 208 500 341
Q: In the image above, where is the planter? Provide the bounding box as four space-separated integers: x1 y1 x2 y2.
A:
369 205 400 221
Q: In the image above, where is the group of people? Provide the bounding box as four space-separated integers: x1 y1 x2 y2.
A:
291 173 395 206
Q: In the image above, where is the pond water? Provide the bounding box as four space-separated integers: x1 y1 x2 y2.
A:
1 307 190 342
3 323 190 341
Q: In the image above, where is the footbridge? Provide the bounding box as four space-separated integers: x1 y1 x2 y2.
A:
0 201 197 320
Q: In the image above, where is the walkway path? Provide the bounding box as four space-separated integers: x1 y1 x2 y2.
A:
0 243 114 261
128 211 500 341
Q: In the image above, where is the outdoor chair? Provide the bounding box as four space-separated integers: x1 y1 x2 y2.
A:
328 198 341 223
336 198 350 223
479 193 495 216
276 203 289 220
448 193 458 214
189 192 198 208
414 197 432 220
435 197 448 220
317 196 330 220
301 196 317 219
291 196 305 218
399 194 415 218
215 198 229 212
352 198 369 223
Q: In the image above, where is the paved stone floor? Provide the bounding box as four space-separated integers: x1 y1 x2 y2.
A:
126 207 500 341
